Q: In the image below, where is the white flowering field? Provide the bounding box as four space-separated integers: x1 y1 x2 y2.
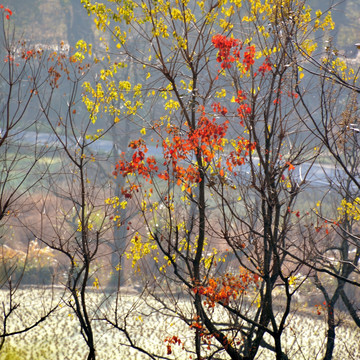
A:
0 288 359 359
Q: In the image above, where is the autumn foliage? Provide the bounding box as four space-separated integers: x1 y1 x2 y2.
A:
193 268 260 308
2 1 360 360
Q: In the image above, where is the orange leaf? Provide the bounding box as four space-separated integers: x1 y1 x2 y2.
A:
286 162 295 171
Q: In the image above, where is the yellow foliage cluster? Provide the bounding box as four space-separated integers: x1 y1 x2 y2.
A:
105 196 127 209
321 57 356 83
126 233 158 271
338 198 360 222
79 0 336 124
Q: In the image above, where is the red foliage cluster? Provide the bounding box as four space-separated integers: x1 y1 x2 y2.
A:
113 97 254 194
190 110 228 160
235 90 247 103
193 270 260 308
256 57 272 76
113 36 274 197
243 45 255 71
212 34 241 69
160 109 229 188
212 35 257 73
114 139 158 181
234 90 251 124
213 34 274 78
161 133 201 187
237 103 252 122
226 138 256 172
212 102 228 116
313 218 338 234
121 185 139 199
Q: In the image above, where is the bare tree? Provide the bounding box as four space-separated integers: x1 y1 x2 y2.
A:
24 46 121 359
0 7 61 351
297 78 360 359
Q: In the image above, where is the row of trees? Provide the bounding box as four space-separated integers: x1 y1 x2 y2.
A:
0 0 360 359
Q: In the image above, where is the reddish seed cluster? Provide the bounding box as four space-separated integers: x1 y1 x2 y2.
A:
21 50 34 60
164 336 183 355
288 207 301 218
4 54 14 63
48 66 62 88
313 218 338 234
0 5 12 20
314 301 330 316
288 91 299 99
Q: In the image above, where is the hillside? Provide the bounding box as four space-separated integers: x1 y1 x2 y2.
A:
2 0 360 55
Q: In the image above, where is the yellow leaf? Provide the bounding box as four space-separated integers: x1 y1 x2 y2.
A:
93 277 99 289
289 275 296 286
